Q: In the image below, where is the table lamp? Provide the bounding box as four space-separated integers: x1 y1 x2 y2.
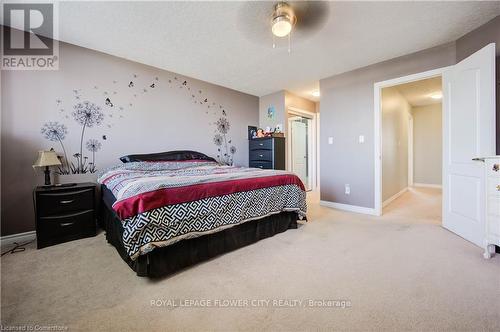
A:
33 150 62 186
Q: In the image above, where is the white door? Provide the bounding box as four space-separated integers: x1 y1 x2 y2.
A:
443 43 496 247
290 119 309 189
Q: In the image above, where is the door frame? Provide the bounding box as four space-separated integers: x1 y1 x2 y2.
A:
408 114 414 187
374 67 451 216
287 106 317 191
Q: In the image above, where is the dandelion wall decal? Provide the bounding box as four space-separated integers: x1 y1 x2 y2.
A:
86 138 102 173
216 117 230 134
41 121 70 173
213 134 223 146
72 101 104 172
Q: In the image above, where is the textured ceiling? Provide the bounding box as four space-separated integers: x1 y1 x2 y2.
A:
396 77 443 107
4 1 500 101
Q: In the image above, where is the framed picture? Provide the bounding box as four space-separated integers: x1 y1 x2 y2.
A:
248 126 257 140
267 106 275 119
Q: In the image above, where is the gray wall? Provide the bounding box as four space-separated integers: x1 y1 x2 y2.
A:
319 43 456 208
381 87 411 202
413 104 442 186
259 91 286 133
456 16 500 61
1 42 258 236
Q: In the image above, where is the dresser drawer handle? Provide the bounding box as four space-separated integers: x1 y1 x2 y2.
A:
259 143 264 146
60 200 75 204
60 222 74 227
259 166 263 168
259 154 263 157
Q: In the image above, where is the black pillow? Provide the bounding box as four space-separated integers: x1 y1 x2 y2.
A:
120 150 217 163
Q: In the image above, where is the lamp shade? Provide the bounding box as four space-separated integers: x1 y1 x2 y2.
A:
32 150 61 168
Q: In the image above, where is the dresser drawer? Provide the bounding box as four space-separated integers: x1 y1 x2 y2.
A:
38 188 94 216
487 215 500 237
38 210 95 243
249 139 272 151
249 161 272 169
487 197 500 218
487 179 500 197
250 149 273 162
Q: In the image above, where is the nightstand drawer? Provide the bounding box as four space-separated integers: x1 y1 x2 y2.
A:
38 188 94 216
249 139 272 151
249 149 273 162
38 210 95 244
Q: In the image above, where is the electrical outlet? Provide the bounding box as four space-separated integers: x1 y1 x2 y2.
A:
345 184 350 195
328 137 333 145
359 135 365 143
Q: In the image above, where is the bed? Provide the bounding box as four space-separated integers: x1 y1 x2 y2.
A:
98 150 307 278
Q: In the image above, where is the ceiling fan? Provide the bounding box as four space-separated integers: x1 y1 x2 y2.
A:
237 1 330 53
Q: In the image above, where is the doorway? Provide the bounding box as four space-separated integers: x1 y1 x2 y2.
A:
288 108 316 191
380 76 443 222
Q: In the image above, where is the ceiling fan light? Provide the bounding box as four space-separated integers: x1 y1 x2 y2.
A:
272 16 292 37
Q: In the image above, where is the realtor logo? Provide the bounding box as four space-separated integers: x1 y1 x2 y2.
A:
1 2 59 70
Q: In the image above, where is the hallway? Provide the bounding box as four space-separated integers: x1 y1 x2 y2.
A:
383 187 442 225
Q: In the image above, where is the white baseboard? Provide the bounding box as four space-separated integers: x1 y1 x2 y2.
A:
383 187 408 207
320 200 378 216
1 231 36 248
413 183 442 189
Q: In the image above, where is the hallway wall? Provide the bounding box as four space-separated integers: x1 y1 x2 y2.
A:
381 87 411 202
413 104 442 186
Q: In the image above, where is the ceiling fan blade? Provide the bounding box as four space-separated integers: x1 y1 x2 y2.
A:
291 1 330 33
236 1 331 46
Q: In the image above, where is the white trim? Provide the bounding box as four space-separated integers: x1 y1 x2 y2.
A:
382 187 408 208
287 107 317 191
320 200 378 216
374 66 450 217
1 231 36 248
413 183 442 189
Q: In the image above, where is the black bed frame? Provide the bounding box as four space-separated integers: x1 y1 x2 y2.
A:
100 187 299 278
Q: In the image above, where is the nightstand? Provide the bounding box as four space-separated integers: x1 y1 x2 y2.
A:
34 182 97 249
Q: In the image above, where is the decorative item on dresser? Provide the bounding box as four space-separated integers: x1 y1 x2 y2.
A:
483 157 500 259
33 183 97 249
249 137 285 170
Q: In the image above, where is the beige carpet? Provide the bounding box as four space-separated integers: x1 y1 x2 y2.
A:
1 188 499 331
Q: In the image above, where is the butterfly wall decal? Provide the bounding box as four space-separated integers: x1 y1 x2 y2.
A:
128 81 134 87
105 98 113 107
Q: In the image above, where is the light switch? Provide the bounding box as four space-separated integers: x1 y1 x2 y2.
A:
328 137 333 145
359 135 365 143
345 184 350 195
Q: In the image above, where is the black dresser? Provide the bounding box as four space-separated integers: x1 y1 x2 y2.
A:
249 137 285 170
34 182 97 249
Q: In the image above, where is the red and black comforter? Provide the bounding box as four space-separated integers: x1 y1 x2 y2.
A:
98 161 307 260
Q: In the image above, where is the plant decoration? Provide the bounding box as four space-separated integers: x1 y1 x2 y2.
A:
40 122 69 173
41 101 104 174
86 138 102 173
72 101 104 172
214 117 236 166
